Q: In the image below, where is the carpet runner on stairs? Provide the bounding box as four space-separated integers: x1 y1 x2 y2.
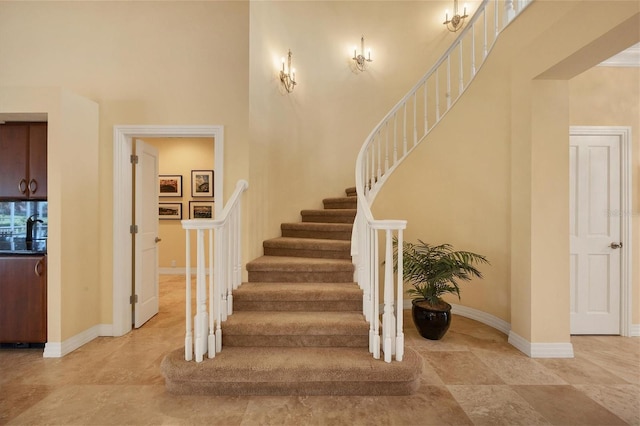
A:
161 187 421 396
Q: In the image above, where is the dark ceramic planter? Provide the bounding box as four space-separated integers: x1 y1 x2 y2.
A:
411 299 452 340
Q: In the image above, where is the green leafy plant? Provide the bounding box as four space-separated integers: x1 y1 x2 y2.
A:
394 239 489 309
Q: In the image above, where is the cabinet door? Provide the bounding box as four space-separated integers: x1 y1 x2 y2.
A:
0 124 29 199
28 123 48 199
0 256 47 343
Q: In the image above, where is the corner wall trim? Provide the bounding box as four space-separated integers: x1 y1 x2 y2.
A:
508 331 574 358
43 324 111 358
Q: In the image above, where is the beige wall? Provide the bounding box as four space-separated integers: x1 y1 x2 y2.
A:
1 0 637 348
0 1 250 339
142 137 215 270
0 87 100 342
248 0 460 261
373 0 640 344
569 66 640 324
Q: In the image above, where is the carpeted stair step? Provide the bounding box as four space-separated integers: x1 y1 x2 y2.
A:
323 196 357 210
263 237 351 259
162 346 422 396
247 256 354 283
345 186 357 197
281 222 352 240
301 209 356 224
222 311 368 347
233 282 363 311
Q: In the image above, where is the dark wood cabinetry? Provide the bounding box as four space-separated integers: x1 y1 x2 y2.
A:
0 123 48 200
0 256 47 343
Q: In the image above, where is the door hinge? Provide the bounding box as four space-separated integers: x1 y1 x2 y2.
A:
130 294 138 304
130 224 138 234
130 154 139 164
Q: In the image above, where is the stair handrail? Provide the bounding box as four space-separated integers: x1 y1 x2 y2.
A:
182 179 249 362
354 0 533 362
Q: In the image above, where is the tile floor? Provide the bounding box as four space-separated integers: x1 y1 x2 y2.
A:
1 275 638 425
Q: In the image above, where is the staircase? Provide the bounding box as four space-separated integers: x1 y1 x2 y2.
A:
161 187 422 396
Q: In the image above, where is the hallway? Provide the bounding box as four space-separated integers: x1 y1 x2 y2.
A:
1 275 638 425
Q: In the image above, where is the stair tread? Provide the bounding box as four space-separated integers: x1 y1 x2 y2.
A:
301 209 356 215
247 256 354 271
162 346 422 385
224 311 367 335
234 282 362 300
281 222 353 230
264 237 350 250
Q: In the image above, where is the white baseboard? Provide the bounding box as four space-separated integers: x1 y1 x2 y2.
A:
450 303 511 335
402 299 511 335
630 324 640 337
508 330 574 358
43 323 112 358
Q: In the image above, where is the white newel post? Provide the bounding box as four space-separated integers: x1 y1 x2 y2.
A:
184 230 193 361
382 229 396 363
207 228 215 358
395 229 404 361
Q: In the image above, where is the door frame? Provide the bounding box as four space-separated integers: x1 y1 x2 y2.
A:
112 125 224 337
569 125 632 336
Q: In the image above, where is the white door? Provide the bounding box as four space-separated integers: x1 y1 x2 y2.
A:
569 132 621 334
134 140 160 328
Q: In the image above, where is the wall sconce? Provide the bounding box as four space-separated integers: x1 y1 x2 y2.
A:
352 36 372 71
443 0 468 32
280 49 296 93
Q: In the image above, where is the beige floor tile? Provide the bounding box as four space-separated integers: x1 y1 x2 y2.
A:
241 395 392 426
421 351 504 385
575 384 640 425
2 275 638 426
472 349 568 385
448 385 551 425
511 385 627 425
0 384 53 425
536 355 631 385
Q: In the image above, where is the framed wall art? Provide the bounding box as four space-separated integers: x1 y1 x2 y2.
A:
191 170 214 198
159 203 182 220
159 175 183 197
189 201 214 219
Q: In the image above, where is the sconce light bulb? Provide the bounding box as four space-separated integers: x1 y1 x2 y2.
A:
445 9 449 20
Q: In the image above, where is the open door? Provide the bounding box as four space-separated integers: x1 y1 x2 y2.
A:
134 139 160 328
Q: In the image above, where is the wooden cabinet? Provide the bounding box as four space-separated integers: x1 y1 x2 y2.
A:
0 122 47 200
0 256 47 343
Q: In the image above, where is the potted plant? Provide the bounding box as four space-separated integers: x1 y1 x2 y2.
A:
395 239 489 340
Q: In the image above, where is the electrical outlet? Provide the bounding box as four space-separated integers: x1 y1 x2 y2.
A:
171 260 176 268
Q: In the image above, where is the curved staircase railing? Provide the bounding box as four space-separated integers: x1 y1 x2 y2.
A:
354 0 533 362
182 179 249 362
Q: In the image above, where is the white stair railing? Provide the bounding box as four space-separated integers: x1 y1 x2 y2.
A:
182 179 248 362
353 0 533 362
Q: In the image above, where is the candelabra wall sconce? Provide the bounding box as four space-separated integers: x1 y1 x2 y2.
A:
443 0 468 32
280 49 296 93
352 36 373 71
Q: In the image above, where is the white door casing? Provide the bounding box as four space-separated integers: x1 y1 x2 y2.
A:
134 140 159 327
569 126 632 335
112 125 224 337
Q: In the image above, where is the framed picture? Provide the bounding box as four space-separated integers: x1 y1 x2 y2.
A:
189 201 214 219
159 175 182 197
191 170 214 197
159 203 182 220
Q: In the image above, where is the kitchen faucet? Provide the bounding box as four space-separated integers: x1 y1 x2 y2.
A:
26 214 43 250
